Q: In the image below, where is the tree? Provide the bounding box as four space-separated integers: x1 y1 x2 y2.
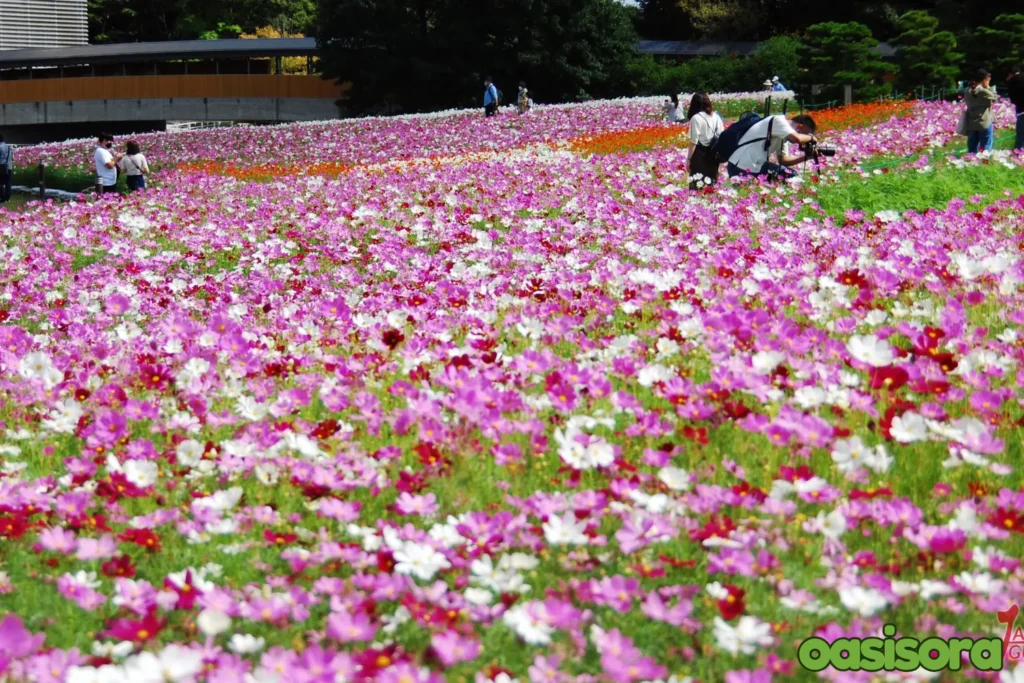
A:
676 0 763 40
317 0 639 114
891 10 961 90
88 0 316 43
750 36 801 90
963 14 1024 79
800 22 896 101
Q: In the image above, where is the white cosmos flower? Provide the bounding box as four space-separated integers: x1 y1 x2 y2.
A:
196 608 232 637
18 351 54 379
65 666 128 683
751 351 785 374
122 460 159 488
817 508 847 540
957 571 1003 595
393 542 450 581
175 439 204 467
122 645 203 682
863 445 894 474
542 513 589 545
831 437 867 473
637 364 675 387
228 634 266 654
890 412 928 444
657 466 690 491
847 334 894 367
502 603 553 645
838 586 890 617
713 616 773 655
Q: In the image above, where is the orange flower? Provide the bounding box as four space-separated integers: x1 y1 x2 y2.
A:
563 125 688 155
810 101 915 132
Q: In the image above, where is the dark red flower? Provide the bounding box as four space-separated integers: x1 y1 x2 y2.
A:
102 554 137 579
717 585 746 620
118 528 162 551
101 608 166 643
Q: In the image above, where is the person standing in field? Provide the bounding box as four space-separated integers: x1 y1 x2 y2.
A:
118 140 150 193
686 92 725 189
517 81 532 115
94 133 123 196
484 77 500 117
664 94 684 123
1007 65 1024 151
0 134 12 204
964 69 997 155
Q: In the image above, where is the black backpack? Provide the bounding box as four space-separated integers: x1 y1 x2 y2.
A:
708 112 773 166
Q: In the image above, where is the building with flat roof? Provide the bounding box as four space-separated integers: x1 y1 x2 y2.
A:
0 0 88 50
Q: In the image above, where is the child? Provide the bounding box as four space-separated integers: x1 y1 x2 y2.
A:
518 81 531 115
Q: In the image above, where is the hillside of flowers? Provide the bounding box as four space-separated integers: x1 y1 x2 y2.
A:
1 95 1024 683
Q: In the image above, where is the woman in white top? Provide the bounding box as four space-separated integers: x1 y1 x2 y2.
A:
118 140 150 193
686 92 725 189
664 93 684 123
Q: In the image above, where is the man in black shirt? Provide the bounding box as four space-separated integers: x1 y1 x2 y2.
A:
1008 65 1024 151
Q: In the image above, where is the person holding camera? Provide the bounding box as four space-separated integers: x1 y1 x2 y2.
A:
94 133 123 196
964 69 997 155
726 114 818 182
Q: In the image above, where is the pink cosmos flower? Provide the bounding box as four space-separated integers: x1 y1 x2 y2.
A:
430 630 482 667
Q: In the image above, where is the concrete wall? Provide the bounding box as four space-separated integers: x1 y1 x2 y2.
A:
0 97 341 127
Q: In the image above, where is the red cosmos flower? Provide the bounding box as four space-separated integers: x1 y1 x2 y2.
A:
101 608 166 643
0 513 29 539
988 508 1024 533
353 646 409 680
376 550 396 573
689 516 738 544
869 366 909 391
164 570 201 610
102 554 137 579
849 488 893 500
96 473 148 503
717 585 746 620
118 528 161 552
837 269 869 289
138 364 172 391
722 402 751 420
682 426 709 445
731 482 767 503
381 328 405 350
264 530 298 546
310 420 340 440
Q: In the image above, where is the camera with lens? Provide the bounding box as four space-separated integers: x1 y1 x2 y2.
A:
802 139 836 161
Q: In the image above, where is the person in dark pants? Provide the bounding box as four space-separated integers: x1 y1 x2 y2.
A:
1008 65 1024 151
0 134 12 203
686 92 724 189
94 133 123 196
483 77 499 117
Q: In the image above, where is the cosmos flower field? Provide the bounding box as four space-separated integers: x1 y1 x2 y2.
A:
1 95 1024 683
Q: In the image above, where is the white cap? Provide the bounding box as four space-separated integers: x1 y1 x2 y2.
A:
772 76 779 82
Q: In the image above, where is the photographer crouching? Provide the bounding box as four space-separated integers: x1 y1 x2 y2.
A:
726 114 828 182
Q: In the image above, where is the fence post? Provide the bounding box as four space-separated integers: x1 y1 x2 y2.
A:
843 85 852 106
38 162 45 200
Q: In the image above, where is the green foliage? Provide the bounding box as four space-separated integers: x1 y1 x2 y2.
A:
750 36 801 88
891 11 960 90
811 158 1024 218
962 13 1024 79
87 0 316 43
317 0 640 114
800 21 896 101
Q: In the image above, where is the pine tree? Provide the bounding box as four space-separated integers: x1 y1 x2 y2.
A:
891 10 961 91
800 22 896 102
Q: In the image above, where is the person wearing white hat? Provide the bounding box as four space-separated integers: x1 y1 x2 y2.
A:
771 76 788 92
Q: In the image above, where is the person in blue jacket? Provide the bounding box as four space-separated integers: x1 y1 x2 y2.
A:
483 77 499 117
771 76 788 92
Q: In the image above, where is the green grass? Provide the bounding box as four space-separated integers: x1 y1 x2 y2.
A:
809 159 1024 218
11 167 97 194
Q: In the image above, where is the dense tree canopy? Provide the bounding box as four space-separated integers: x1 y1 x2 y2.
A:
316 0 640 114
800 22 895 101
891 10 961 90
88 0 316 43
